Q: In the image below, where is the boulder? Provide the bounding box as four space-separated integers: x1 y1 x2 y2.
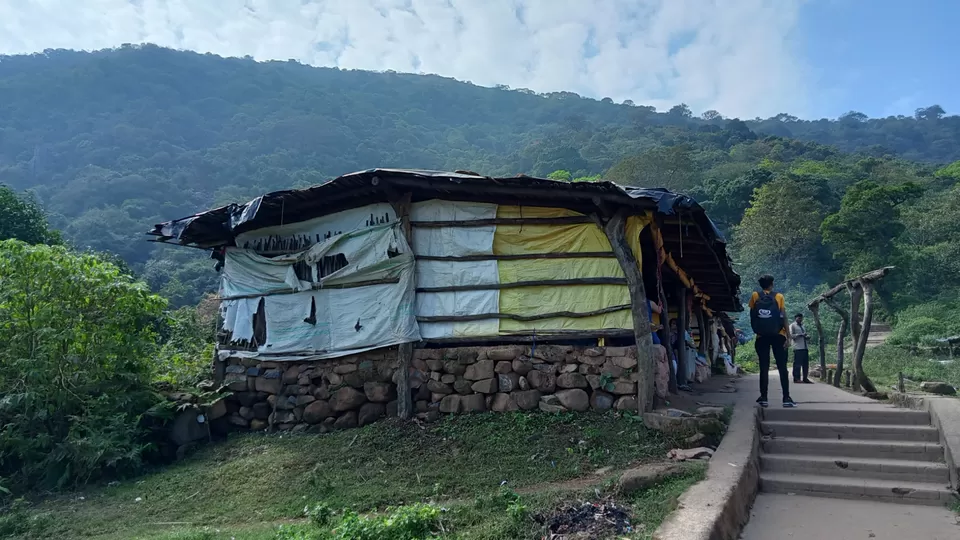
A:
358 403 386 427
282 366 300 385
207 398 228 421
386 400 399 417
512 390 541 410
497 372 521 393
518 376 529 390
224 374 248 392
471 378 499 394
590 390 615 411
170 408 208 446
331 387 367 412
512 359 533 376
610 380 636 395
618 464 683 494
252 402 271 420
464 360 495 381
444 361 466 376
313 385 331 400
491 393 519 412
532 363 559 373
584 348 604 357
427 379 453 394
495 361 514 374
439 395 461 413
614 396 638 411
426 359 445 371
333 363 358 375
273 411 296 424
528 371 557 393
255 377 282 395
303 400 333 424
556 373 589 389
414 348 442 361
487 346 522 361
604 347 633 357
334 411 358 430
600 361 625 378
668 447 715 461
250 419 268 431
560 364 579 374
296 395 316 407
920 382 957 395
454 378 474 395
586 374 601 390
461 394 487 413
440 374 456 384
262 368 282 379
611 356 638 370
364 381 396 402
539 401 567 413
239 406 254 420
555 389 590 412
695 406 725 418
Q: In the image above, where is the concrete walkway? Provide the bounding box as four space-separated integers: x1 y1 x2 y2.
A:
734 373 960 540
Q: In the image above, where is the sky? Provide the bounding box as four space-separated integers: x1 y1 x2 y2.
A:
0 0 956 120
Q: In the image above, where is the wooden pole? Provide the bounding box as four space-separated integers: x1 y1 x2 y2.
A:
823 297 849 388
593 209 656 412
387 190 415 420
847 282 863 348
809 304 827 380
851 280 878 393
677 284 689 387
660 287 678 394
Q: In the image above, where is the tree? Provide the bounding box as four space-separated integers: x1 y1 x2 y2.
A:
0 185 61 245
702 110 722 121
732 179 826 286
0 240 166 491
605 146 697 192
547 169 572 181
839 111 868 123
914 105 946 120
821 180 923 274
667 103 693 119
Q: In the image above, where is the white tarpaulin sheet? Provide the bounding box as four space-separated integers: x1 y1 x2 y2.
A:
235 202 396 250
411 200 500 338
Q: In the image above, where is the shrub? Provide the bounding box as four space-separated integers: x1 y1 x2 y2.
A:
155 304 216 388
0 240 167 492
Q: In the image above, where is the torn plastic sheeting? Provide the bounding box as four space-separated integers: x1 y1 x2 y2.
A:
234 202 396 251
230 196 263 229
220 297 258 343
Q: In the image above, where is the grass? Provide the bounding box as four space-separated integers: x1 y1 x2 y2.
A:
10 411 686 539
861 344 960 393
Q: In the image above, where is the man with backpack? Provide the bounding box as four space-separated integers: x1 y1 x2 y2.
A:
749 274 797 408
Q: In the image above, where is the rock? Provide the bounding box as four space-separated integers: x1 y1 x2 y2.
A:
580 355 607 366
497 372 521 393
239 406 254 420
487 347 522 361
253 402 271 420
334 363 358 375
560 364 579 374
618 464 683 494
296 395 316 407
303 400 333 424
419 409 441 422
600 361 625 378
444 361 466 376
342 373 365 389
414 348 442 361
426 359 444 371
610 380 636 395
512 360 533 376
224 374 248 391
246 367 262 377
668 447 715 461
250 419 268 431
518 376 529 390
864 391 889 400
313 385 331 400
532 363 559 373
440 374 456 384
541 393 561 406
263 368 282 379
334 411 359 430
666 408 692 418
643 413 684 432
331 387 367 412
590 390 615 411
495 361 514 374
255 377 282 394
364 381 396 402
427 380 454 394
614 396 638 411
415 400 429 413
207 398 228 421
386 400 399 417
464 360 495 381
920 382 957 395
225 364 246 375
439 395 461 413
557 373 589 389
685 433 707 447
358 403 386 427
491 393 519 412
429 372 441 381
604 346 632 357
471 378 499 394
695 406 725 418
584 348 604 357
276 395 297 410
611 356 638 370
512 390 541 410
291 424 310 433
282 366 300 385
453 378 474 395
539 401 567 413
273 411 296 424
170 408 208 446
453 349 479 364
555 389 590 411
528 371 557 393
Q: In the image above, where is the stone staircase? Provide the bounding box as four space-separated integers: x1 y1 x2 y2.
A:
758 406 957 506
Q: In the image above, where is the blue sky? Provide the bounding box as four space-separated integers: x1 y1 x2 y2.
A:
798 0 958 119
0 0 955 120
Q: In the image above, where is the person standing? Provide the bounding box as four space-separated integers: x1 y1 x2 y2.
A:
790 313 812 384
749 274 796 408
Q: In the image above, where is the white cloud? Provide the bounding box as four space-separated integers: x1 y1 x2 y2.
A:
0 0 810 118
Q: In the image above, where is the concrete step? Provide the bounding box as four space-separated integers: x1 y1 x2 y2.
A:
759 472 956 507
762 407 930 426
760 454 950 484
761 420 940 442
762 437 945 462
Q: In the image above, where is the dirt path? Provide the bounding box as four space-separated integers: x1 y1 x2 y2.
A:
845 322 891 352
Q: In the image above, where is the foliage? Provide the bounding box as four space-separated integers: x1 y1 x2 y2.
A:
0 186 61 245
155 301 216 388
0 240 166 493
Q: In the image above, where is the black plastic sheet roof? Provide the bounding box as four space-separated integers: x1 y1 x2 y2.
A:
148 168 742 311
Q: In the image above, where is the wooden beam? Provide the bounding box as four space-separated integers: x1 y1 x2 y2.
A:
417 304 631 323
415 252 616 261
809 304 827 380
416 277 627 293
218 278 402 301
386 188 415 421
411 216 594 227
676 284 689 387
423 329 634 346
593 208 656 413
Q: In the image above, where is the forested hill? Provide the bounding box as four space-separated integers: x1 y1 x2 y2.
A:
2 44 959 305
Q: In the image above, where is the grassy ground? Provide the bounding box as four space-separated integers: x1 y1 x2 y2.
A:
862 344 960 392
7 411 701 539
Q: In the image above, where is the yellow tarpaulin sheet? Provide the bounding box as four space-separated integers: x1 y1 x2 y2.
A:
499 285 633 332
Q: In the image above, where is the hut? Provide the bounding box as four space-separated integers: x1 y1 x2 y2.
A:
149 169 741 431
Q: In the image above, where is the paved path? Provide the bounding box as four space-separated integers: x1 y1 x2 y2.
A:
725 372 960 540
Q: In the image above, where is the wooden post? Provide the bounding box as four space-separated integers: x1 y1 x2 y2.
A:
824 296 849 388
851 280 878 393
809 304 827 380
386 188 415 420
898 371 905 393
593 209 657 412
847 282 863 348
695 303 708 356
677 285 689 387
660 288 678 394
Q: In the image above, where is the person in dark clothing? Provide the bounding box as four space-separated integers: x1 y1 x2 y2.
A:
790 313 813 384
748 275 796 408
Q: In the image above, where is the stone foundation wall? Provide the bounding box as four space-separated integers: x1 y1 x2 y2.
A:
216 345 640 433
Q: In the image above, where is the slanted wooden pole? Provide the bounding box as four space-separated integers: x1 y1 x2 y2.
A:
386 188 415 420
847 282 863 349
809 304 827 380
824 296 849 388
593 209 656 412
851 280 878 393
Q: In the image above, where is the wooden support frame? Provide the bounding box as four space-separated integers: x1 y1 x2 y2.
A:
386 188 415 420
809 304 827 380
676 284 689 387
592 208 656 413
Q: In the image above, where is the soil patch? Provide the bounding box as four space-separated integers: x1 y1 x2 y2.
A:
536 497 634 538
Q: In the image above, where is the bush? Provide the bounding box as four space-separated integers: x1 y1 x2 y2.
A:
888 300 960 348
155 304 216 388
0 240 167 493
276 503 445 540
